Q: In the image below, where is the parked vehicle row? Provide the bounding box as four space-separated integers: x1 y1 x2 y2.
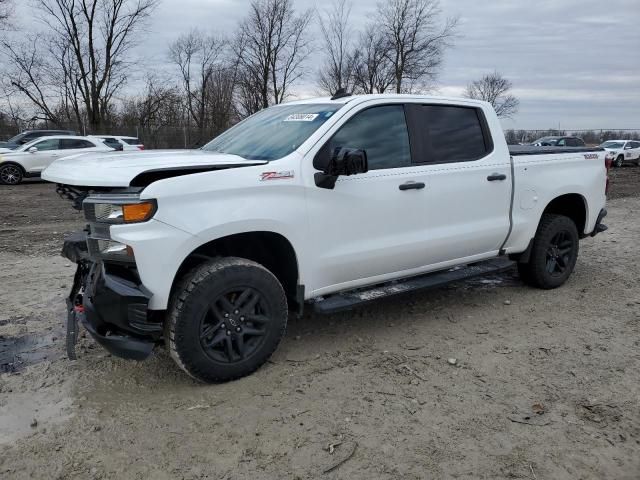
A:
89 135 144 152
530 136 586 147
0 130 77 151
0 133 145 185
599 140 640 167
0 136 114 185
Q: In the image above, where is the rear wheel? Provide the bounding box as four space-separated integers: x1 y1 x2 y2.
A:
614 155 624 168
166 257 288 383
518 214 579 289
0 163 24 185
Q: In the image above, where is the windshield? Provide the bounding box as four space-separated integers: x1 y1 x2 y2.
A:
202 104 342 160
5 132 26 144
600 141 625 149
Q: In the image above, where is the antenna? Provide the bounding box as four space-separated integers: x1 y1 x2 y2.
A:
331 88 351 100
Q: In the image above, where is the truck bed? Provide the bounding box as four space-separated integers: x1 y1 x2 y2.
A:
508 145 604 156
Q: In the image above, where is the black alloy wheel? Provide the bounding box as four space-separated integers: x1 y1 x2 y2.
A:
544 231 574 277
167 257 288 383
199 287 270 363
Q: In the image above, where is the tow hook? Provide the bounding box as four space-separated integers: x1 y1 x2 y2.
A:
66 293 85 360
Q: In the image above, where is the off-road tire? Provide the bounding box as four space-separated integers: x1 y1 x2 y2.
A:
614 155 624 168
0 163 24 185
166 257 288 383
517 214 579 289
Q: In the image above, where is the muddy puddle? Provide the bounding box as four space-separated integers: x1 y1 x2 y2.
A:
0 328 64 373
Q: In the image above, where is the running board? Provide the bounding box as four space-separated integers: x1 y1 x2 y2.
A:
312 258 515 315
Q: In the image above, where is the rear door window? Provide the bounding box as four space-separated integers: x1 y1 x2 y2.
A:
60 139 95 149
121 138 141 145
407 104 491 163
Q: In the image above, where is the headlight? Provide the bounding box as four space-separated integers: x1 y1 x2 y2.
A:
83 195 157 224
82 195 157 262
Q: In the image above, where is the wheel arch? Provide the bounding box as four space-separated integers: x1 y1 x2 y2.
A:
511 192 588 264
541 193 588 235
171 231 302 312
0 161 26 174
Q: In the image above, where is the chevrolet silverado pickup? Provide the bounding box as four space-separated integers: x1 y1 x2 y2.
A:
42 93 609 383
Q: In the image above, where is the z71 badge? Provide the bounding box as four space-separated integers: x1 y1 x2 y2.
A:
260 170 295 181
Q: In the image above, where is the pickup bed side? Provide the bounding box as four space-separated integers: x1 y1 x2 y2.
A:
505 150 607 254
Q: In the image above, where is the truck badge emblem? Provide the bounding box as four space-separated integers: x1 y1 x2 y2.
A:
260 171 294 181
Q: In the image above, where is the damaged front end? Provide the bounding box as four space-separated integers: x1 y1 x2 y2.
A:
61 186 162 361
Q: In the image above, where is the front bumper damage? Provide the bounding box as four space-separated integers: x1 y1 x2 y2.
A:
63 231 160 361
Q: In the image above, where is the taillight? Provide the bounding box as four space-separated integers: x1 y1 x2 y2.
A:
604 152 613 171
604 153 613 194
138 145 145 150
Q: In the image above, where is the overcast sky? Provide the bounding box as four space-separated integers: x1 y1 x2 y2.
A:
15 0 640 130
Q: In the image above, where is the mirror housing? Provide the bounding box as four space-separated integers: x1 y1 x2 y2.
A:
314 147 368 189
28 146 38 153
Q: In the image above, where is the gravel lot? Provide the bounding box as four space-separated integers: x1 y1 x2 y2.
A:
0 168 639 479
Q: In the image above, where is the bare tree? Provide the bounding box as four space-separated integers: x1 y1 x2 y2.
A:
169 30 228 140
2 38 62 124
317 0 356 95
0 0 12 27
351 24 395 94
377 0 457 93
5 0 158 129
464 71 519 118
236 0 312 112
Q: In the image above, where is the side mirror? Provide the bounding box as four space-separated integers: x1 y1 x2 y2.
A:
314 147 368 189
28 146 38 153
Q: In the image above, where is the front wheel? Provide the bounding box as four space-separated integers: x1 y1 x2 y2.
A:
518 214 579 289
166 257 288 383
0 163 24 185
614 155 624 168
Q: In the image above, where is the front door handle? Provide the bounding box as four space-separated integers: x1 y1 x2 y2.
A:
399 181 425 191
487 173 507 181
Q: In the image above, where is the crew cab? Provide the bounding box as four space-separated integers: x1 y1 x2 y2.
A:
600 139 640 167
42 94 609 383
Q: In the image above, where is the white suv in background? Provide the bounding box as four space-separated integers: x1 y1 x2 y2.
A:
0 136 114 185
600 140 640 167
90 135 144 151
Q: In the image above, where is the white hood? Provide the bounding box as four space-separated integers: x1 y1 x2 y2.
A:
41 149 268 187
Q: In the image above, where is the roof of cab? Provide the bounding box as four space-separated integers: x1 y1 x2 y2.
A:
283 93 490 108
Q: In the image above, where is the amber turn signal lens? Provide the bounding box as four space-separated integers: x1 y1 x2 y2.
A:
122 202 155 222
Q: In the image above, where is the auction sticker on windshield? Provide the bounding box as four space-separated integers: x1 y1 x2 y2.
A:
284 113 319 122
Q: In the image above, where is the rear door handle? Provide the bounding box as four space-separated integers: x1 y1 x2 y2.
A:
399 181 425 191
487 173 507 181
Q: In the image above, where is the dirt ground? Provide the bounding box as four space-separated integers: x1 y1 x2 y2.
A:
1 168 639 479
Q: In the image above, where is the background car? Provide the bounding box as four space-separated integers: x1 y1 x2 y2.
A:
600 140 640 167
530 136 586 147
89 135 144 151
0 129 77 150
0 136 114 185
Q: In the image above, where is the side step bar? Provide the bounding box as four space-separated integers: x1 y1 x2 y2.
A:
312 257 515 315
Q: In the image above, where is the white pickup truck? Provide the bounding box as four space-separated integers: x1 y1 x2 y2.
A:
43 94 609 383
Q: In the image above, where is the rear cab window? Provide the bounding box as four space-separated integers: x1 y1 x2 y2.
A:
405 104 492 164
